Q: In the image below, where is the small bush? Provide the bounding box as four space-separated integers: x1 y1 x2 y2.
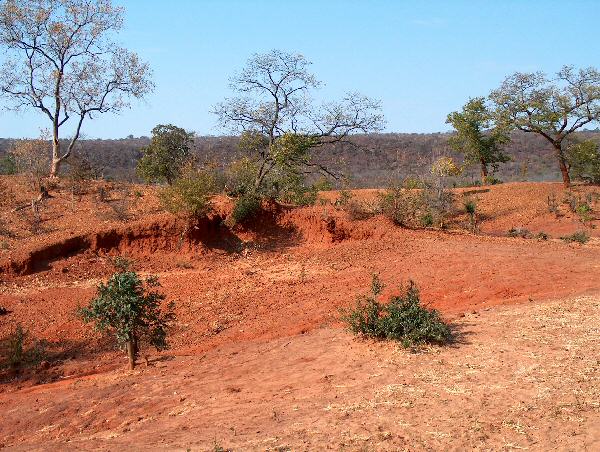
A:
575 203 593 224
547 193 559 214
158 165 220 218
507 227 531 238
561 231 590 244
78 271 174 369
536 231 549 241
341 275 452 347
334 188 353 207
110 255 133 272
229 193 262 225
2 324 45 369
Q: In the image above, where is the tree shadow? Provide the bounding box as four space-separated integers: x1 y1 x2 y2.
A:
0 333 123 386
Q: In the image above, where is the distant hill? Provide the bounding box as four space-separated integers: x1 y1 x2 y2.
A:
1 131 599 187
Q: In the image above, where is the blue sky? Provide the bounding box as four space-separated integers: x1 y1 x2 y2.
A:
1 0 599 138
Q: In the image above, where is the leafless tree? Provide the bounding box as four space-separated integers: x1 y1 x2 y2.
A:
213 49 384 190
0 0 154 177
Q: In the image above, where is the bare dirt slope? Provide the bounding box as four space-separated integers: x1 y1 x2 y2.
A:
1 178 600 450
1 295 599 451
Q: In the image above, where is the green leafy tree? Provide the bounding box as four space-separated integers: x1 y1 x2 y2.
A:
446 97 510 184
490 66 600 187
567 139 600 184
214 50 384 214
0 0 153 178
137 124 194 185
78 270 174 370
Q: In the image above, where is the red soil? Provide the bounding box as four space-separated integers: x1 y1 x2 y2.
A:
1 177 599 449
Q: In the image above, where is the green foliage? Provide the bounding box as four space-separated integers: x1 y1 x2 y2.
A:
402 176 425 189
378 180 454 229
158 164 220 217
78 271 174 355
137 124 194 185
2 324 45 369
230 193 262 225
225 134 327 220
110 255 133 272
342 275 452 347
567 140 600 184
489 66 600 185
464 198 477 215
0 153 16 175
561 231 590 244
446 97 510 182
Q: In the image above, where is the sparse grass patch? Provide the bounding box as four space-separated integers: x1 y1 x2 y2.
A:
342 275 452 347
561 231 590 244
507 227 531 238
1 324 46 369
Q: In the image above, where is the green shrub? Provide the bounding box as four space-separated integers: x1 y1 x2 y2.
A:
78 271 174 369
561 231 590 244
110 255 133 272
575 203 593 223
378 182 454 229
342 275 452 347
230 193 262 225
0 153 17 175
567 140 600 184
2 324 45 369
158 165 219 217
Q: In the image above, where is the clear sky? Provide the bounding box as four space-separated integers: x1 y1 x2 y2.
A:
1 0 599 139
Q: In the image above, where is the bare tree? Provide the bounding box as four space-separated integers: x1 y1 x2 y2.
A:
0 0 153 178
490 66 600 187
213 50 384 192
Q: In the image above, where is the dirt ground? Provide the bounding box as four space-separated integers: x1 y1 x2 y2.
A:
1 177 599 450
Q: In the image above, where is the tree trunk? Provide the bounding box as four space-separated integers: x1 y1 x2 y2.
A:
554 143 571 187
50 138 61 178
126 338 136 370
480 160 488 185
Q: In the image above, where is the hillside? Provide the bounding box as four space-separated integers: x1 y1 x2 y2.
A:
2 130 600 186
1 177 600 449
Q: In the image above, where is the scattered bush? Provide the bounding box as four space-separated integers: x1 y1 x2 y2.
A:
11 135 51 191
229 193 262 225
110 255 133 272
561 231 590 244
536 231 549 241
2 324 45 369
341 275 452 347
464 198 477 231
547 193 559 214
78 270 174 369
575 203 593 224
344 199 379 221
0 305 7 315
507 227 532 238
158 165 220 218
378 181 454 229
0 153 17 175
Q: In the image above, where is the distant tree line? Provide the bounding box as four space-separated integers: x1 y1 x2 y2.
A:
1 130 599 187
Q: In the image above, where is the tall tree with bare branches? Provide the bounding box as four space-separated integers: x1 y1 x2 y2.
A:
0 0 153 177
213 50 384 195
490 66 600 187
